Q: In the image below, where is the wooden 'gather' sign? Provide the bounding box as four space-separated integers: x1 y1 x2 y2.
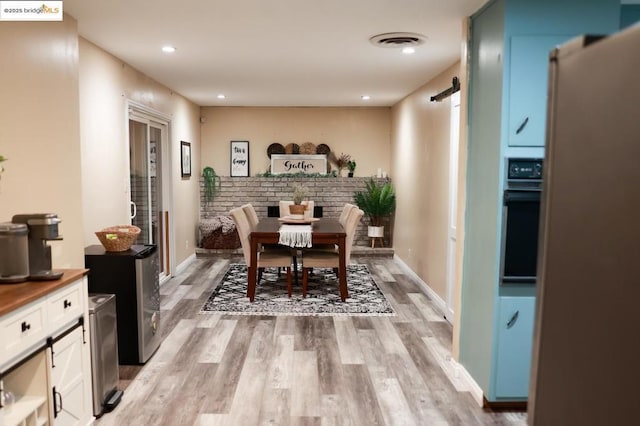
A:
271 154 327 175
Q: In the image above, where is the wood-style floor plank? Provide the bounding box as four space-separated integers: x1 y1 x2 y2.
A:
95 256 527 426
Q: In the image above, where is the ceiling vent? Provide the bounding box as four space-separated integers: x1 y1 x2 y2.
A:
369 32 427 48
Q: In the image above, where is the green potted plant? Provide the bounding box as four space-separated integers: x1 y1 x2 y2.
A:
290 184 308 216
202 166 221 203
347 160 356 177
353 178 396 242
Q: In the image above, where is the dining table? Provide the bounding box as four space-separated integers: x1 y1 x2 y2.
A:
248 217 347 302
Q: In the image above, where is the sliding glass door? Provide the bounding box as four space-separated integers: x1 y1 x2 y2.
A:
129 113 171 280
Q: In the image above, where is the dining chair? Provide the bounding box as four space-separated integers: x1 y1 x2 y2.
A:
338 203 357 227
230 207 295 297
300 208 364 298
242 203 260 230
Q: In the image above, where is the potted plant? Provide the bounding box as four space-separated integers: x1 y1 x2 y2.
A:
353 178 396 243
289 184 309 216
347 160 356 177
202 166 221 203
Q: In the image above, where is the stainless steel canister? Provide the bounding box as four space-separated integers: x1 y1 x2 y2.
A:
0 222 29 283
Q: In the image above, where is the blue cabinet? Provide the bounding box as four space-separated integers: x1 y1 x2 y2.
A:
507 35 571 146
494 296 536 398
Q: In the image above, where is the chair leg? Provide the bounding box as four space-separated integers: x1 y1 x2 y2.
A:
258 267 264 284
286 267 292 297
302 268 308 298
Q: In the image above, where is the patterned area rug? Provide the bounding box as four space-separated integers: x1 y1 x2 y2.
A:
201 263 395 316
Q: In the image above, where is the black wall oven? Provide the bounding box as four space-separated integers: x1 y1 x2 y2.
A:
500 158 543 284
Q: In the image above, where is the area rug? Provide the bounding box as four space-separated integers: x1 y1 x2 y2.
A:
200 263 395 316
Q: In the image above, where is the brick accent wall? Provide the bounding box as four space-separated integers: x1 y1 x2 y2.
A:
199 176 393 247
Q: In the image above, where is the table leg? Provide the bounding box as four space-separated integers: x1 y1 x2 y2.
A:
338 234 348 301
248 236 258 302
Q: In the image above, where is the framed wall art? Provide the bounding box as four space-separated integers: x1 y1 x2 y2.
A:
180 141 191 177
230 140 249 177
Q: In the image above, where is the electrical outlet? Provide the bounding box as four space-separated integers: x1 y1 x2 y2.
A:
185 240 189 249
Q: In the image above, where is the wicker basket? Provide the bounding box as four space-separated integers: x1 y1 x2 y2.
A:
95 225 141 252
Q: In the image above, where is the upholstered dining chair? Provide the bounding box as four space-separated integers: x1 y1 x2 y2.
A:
279 200 315 218
312 202 358 253
230 207 295 297
300 208 364 298
242 203 260 230
338 203 357 227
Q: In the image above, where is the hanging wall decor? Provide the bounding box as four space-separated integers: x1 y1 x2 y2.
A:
230 140 249 177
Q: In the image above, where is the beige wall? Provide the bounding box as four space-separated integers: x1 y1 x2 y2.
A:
0 16 84 268
79 38 201 266
200 107 391 177
391 62 462 306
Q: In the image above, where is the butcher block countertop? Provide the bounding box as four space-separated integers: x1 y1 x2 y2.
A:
0 269 88 316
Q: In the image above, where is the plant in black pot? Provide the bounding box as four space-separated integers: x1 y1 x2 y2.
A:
347 160 356 177
354 178 396 246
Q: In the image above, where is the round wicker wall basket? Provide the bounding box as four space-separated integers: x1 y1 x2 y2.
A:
95 225 141 252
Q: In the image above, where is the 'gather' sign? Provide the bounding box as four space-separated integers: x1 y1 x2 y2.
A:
271 154 327 175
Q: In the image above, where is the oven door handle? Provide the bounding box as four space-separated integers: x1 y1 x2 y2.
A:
504 190 541 205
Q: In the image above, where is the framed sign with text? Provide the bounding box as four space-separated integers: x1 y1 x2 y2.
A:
230 140 249 177
271 154 327 175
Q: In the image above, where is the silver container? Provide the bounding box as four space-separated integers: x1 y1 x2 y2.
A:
12 213 61 239
0 222 29 283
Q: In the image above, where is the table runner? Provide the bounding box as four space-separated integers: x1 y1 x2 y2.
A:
278 224 312 247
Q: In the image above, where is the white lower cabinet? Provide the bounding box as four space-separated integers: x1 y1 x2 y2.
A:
0 274 93 426
49 326 92 426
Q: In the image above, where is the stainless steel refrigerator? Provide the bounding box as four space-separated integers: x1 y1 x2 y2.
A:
529 24 640 424
85 245 161 364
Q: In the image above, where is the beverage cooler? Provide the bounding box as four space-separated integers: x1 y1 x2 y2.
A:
84 245 161 364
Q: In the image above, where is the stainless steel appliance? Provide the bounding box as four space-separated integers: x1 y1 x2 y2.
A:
84 245 161 364
0 222 29 283
529 26 640 424
500 158 543 284
88 293 123 417
11 213 63 280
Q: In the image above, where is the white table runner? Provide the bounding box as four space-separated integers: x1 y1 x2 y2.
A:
278 224 312 248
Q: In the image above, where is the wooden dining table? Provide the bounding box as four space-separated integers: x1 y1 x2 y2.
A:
248 217 347 302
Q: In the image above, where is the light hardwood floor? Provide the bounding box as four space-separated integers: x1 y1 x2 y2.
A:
95 256 527 426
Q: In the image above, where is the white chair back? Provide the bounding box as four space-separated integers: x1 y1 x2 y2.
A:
242 203 259 230
229 207 252 266
343 208 364 264
339 203 356 227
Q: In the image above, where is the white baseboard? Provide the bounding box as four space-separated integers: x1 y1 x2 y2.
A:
393 254 483 406
453 358 485 407
393 254 453 324
175 253 196 276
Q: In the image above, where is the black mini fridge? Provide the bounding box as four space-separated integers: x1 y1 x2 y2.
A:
85 245 161 364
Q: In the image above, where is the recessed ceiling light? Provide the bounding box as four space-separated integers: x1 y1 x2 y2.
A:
361 95 371 101
402 47 416 54
217 94 226 99
161 45 176 53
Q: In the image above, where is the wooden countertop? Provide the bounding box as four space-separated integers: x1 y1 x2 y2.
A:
0 269 88 317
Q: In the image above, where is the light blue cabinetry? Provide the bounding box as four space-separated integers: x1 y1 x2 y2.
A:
460 0 621 406
507 36 571 147
494 296 536 398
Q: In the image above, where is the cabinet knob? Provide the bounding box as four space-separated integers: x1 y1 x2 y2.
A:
21 321 31 332
64 299 72 309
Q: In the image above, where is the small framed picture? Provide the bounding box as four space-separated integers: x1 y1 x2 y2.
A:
181 141 191 177
230 140 249 177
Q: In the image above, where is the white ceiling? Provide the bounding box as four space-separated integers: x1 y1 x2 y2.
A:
64 0 488 107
